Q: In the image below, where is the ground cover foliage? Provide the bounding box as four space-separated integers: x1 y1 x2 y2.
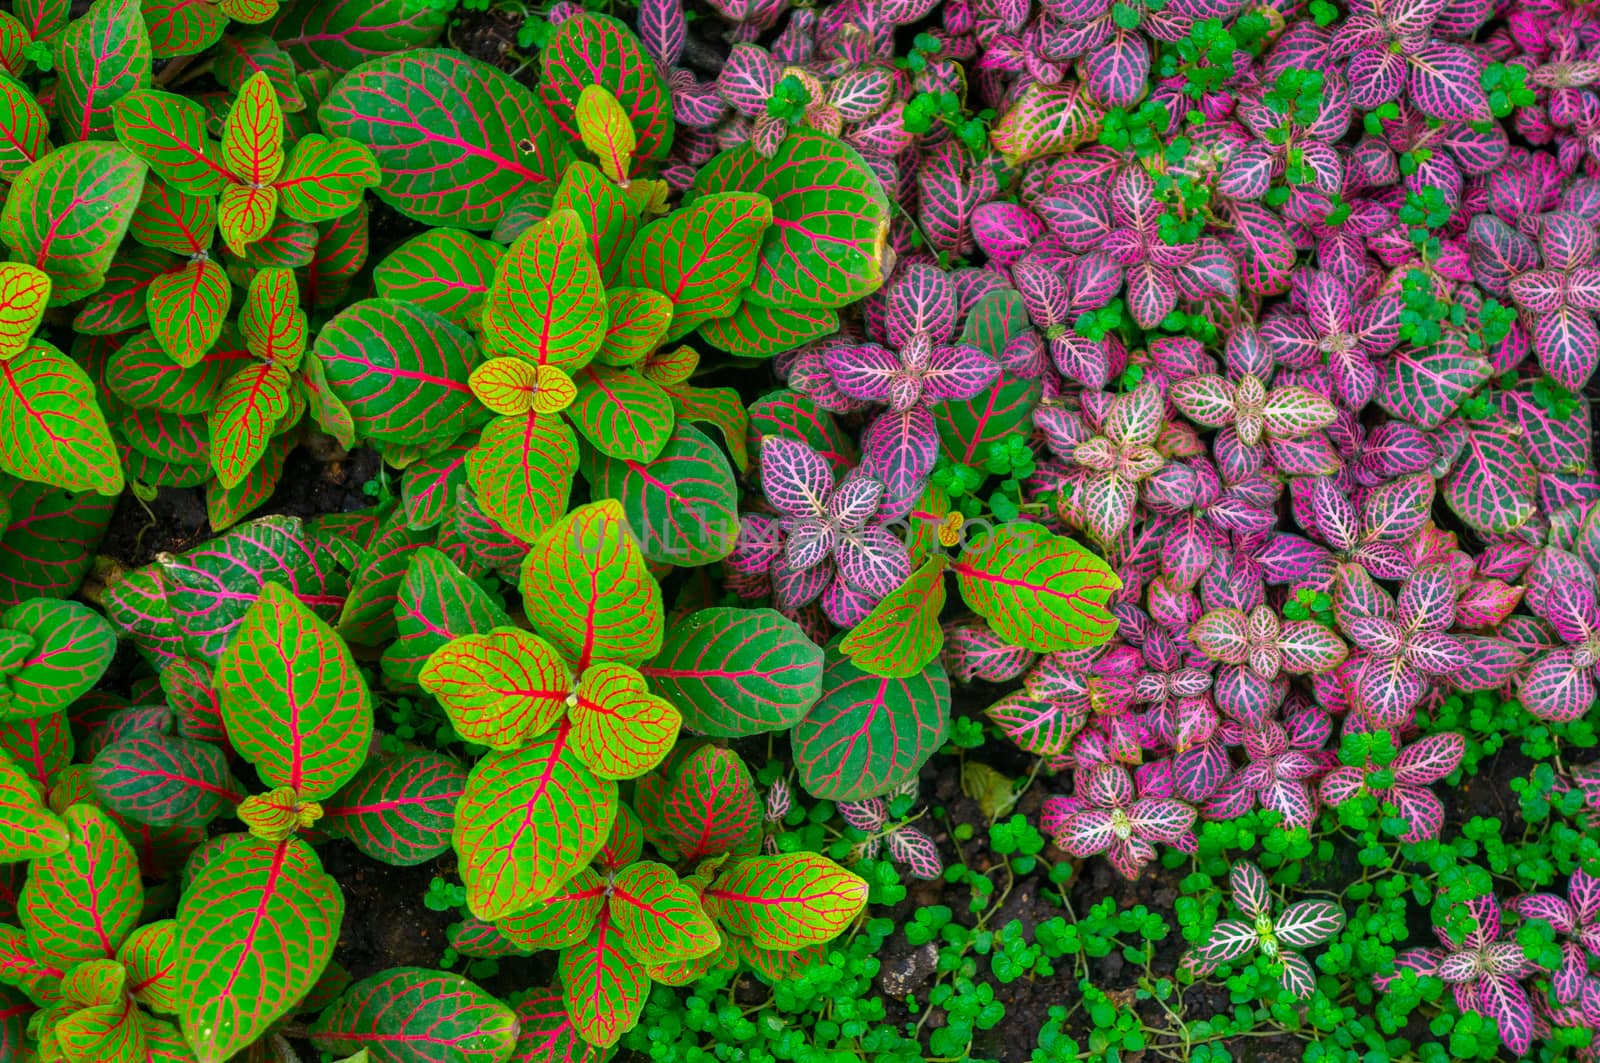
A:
0 0 1590 1059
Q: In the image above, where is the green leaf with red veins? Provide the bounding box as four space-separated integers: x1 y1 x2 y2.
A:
548 162 637 288
747 390 855 470
314 299 478 448
235 214 317 270
665 383 749 473
641 607 823 738
649 745 760 862
539 12 672 163
699 302 840 359
207 362 291 488
0 265 48 362
954 523 1121 653
0 711 70 792
214 34 303 111
311 966 517 1063
450 916 530 959
221 72 282 186
146 259 230 368
53 0 152 143
374 230 500 330
594 292 669 370
381 547 509 688
1442 414 1538 535
335 509 433 647
320 752 464 867
0 984 31 1056
434 486 527 578
0 599 114 718
305 201 369 310
112 91 230 196
130 180 215 255
792 648 948 802
0 755 67 860
301 349 357 450
241 267 306 369
208 425 291 532
622 193 771 341
609 862 720 966
118 408 209 470
117 919 178 1012
273 134 378 224
936 371 1042 466
0 142 147 304
215 581 371 800
74 244 165 334
840 555 947 678
702 853 867 949
175 835 342 1063
21 804 140 966
318 50 571 230
0 345 123 495
452 724 617 921
141 0 226 59
0 78 50 182
399 438 475 531
8 0 53 45
154 653 222 742
90 733 238 827
578 422 740 567
520 499 663 670
559 907 648 1048
482 209 607 371
988 81 1102 166
497 867 606 950
54 971 146 1062
568 365 675 462
568 663 681 780
99 568 181 670
692 131 890 310
0 920 61 1000
984 691 1085 758
467 413 579 544
420 629 572 750
507 987 606 1063
272 0 447 77
597 803 643 870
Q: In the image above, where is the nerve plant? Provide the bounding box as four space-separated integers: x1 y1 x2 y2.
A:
1181 860 1346 999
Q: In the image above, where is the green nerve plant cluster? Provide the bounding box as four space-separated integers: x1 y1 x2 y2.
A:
0 505 872 1063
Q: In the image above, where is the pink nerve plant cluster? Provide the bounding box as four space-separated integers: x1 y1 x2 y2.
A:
685 0 1600 1047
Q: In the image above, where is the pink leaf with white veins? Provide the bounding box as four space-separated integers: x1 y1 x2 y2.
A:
1390 732 1465 786
1476 975 1535 1056
922 344 999 402
1397 563 1458 633
834 524 911 599
1230 861 1271 920
822 343 900 404
760 437 833 518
